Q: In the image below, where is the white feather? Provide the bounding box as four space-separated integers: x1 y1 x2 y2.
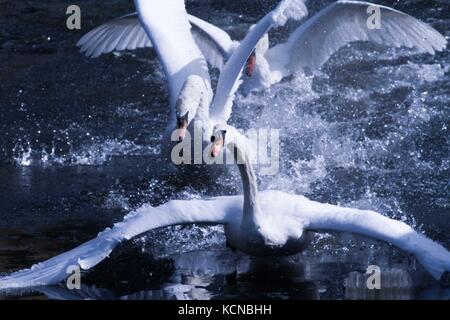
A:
209 0 308 123
77 13 236 71
270 0 448 75
0 198 236 289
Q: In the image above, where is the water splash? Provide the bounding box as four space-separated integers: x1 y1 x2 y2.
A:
12 138 160 167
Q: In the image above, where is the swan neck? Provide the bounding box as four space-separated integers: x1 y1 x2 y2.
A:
232 140 260 224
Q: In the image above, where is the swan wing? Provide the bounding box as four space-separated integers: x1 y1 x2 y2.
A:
77 13 152 58
77 1 210 106
77 12 235 71
209 0 308 123
295 196 450 281
269 0 447 75
0 197 240 290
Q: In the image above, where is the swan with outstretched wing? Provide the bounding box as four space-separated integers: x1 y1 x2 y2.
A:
77 0 306 144
1 123 449 289
80 1 447 92
198 0 448 91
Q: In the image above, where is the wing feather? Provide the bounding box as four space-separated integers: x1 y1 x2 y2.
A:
271 1 447 75
0 197 239 289
295 195 450 281
188 14 237 70
77 13 153 58
77 12 236 71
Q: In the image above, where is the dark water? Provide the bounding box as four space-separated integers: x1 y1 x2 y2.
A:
0 0 449 300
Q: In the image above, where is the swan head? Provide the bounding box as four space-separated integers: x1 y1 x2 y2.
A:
210 123 228 158
175 110 190 142
210 123 245 159
244 25 270 77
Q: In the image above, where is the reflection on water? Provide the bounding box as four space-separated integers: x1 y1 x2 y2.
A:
345 268 415 300
2 244 450 300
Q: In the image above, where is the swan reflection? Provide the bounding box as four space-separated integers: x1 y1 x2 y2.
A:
2 247 449 300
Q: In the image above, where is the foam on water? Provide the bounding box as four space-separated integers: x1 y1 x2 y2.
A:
12 138 160 166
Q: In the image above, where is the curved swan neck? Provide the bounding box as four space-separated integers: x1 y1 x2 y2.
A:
228 132 261 224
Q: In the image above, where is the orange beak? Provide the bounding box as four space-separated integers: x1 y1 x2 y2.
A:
178 119 188 142
210 140 224 158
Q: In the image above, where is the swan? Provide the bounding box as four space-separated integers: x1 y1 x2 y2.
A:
193 0 448 92
1 124 449 289
132 0 212 144
79 1 447 92
77 0 306 147
196 0 448 92
77 0 213 144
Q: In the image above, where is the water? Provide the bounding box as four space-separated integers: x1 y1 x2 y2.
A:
0 0 449 300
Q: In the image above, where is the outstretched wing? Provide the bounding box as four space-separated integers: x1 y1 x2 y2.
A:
188 15 237 70
269 0 447 75
209 0 308 124
294 195 450 281
77 12 236 70
77 13 152 58
0 196 240 290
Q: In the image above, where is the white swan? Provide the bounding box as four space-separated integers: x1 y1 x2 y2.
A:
76 0 213 143
79 1 447 92
78 0 306 144
1 123 449 289
194 0 448 92
133 0 213 143
246 0 448 91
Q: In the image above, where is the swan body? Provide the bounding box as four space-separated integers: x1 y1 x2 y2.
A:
223 191 315 257
79 1 447 93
